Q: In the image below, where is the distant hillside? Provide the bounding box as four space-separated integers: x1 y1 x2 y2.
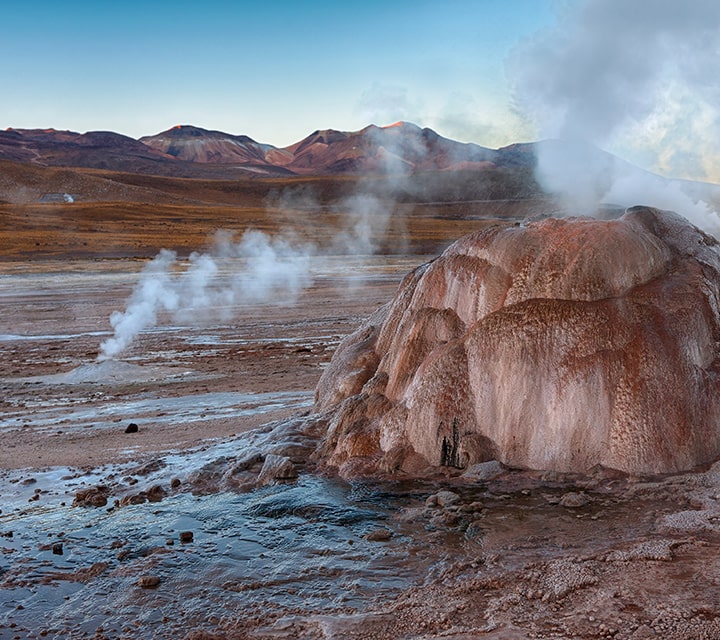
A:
283 122 498 174
0 122 538 179
140 125 294 168
0 127 293 179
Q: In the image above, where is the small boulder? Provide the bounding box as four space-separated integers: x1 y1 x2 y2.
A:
256 454 298 487
146 485 166 503
364 528 393 542
430 490 461 509
125 423 139 434
138 575 161 589
559 491 591 508
73 486 110 508
462 460 505 481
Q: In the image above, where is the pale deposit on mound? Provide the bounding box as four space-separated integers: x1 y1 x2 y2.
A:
314 207 720 476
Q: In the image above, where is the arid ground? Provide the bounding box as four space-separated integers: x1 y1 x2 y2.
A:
2 175 720 639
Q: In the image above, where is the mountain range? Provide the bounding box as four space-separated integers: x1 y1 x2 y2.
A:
0 122 536 179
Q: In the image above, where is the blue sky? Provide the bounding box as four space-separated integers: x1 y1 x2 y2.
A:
1 1 557 147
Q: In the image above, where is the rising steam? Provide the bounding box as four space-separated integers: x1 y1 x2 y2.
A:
99 194 392 360
509 0 720 233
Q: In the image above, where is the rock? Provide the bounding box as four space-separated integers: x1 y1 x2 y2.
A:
124 422 139 434
73 486 110 508
138 575 161 588
559 492 591 508
364 528 393 542
179 531 194 544
433 490 461 508
146 485 166 503
314 208 720 477
52 542 63 555
119 493 147 507
256 454 298 486
462 460 505 481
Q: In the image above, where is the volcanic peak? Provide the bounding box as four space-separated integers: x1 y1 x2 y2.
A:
139 125 288 166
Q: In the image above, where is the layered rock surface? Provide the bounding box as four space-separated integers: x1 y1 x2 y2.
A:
314 207 720 476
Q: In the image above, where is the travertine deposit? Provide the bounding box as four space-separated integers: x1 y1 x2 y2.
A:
315 207 720 476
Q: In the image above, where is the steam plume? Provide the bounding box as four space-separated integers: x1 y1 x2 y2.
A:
509 0 720 233
98 233 314 361
99 190 395 360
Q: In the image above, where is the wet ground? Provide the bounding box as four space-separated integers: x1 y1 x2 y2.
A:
3 257 720 639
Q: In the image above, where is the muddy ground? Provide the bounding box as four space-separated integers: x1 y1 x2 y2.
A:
2 256 720 639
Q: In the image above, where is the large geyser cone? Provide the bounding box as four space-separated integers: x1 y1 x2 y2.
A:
314 207 720 477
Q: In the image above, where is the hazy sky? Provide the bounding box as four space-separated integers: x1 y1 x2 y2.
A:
1 0 556 146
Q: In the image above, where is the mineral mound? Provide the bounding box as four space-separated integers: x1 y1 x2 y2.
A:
314 207 720 477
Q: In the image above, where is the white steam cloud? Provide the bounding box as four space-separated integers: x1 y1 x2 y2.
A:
98 233 315 361
99 193 394 360
509 0 720 233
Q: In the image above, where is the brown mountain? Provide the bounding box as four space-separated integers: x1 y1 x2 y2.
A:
2 123 669 191
0 122 541 179
0 127 294 178
140 125 293 168
283 121 498 174
0 122 536 183
0 128 177 173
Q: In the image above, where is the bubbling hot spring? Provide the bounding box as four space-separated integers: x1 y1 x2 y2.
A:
313 207 720 478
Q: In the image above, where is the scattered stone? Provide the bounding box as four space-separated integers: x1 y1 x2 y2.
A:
179 531 194 544
430 511 463 529
166 539 174 546
73 486 110 508
119 493 147 507
52 542 63 555
559 492 591 508
429 490 461 509
146 485 166 503
460 501 484 514
364 528 393 542
125 423 139 434
256 454 298 486
462 460 505 481
138 575 161 589
170 478 182 489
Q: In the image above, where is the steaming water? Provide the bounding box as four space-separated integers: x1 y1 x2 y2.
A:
0 473 683 638
0 478 431 637
0 255 461 637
